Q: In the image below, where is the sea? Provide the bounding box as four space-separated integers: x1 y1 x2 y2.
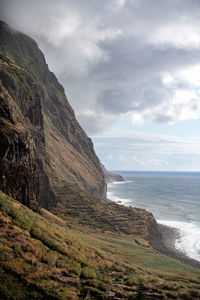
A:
107 171 200 262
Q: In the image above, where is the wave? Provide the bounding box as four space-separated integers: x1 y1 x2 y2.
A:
107 180 132 188
107 191 132 205
107 176 200 262
158 220 200 262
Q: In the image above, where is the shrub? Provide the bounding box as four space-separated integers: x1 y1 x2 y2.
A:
81 267 97 279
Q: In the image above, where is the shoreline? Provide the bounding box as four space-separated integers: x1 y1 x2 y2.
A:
108 192 200 268
149 223 200 269
107 179 200 269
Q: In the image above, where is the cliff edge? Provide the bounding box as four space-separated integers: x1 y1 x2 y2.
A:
101 163 125 183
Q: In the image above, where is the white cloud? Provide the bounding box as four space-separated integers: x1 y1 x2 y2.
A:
150 23 200 48
117 0 128 9
93 130 200 170
47 16 81 47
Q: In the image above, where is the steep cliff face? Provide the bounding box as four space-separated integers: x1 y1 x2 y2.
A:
0 52 56 209
0 21 106 203
0 79 39 210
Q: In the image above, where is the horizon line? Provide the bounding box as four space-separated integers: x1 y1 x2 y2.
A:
109 170 200 173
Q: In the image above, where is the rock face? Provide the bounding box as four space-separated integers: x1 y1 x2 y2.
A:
101 163 125 183
0 20 106 209
0 53 56 210
0 80 39 210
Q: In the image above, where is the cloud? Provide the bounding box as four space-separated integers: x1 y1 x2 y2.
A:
1 0 200 134
92 130 200 170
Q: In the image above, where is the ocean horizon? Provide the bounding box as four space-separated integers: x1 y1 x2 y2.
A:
107 170 200 262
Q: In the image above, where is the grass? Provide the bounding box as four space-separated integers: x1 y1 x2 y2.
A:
0 193 33 230
30 226 69 256
0 190 200 299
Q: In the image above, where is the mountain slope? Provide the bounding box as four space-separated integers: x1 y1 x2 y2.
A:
1 191 200 299
0 20 106 205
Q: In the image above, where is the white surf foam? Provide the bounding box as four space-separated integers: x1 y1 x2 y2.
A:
107 180 132 188
158 220 200 262
107 191 131 205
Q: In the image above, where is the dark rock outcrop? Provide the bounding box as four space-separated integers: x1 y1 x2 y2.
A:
0 52 56 210
0 80 39 210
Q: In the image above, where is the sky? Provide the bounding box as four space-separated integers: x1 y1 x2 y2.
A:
1 0 200 171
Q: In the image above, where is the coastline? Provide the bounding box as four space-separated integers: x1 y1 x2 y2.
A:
107 177 200 269
150 223 200 269
107 192 200 268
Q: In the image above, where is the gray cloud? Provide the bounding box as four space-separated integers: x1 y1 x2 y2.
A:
1 0 200 133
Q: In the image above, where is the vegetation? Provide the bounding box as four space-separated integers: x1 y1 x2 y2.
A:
0 190 200 299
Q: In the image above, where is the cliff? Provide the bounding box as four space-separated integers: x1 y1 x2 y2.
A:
101 163 125 183
0 20 106 208
0 52 56 210
0 79 39 210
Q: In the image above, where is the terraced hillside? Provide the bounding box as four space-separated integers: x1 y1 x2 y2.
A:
1 191 200 299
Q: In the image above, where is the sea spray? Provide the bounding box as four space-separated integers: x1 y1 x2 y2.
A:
158 220 200 261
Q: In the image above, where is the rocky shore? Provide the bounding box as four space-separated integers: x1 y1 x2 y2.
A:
150 223 200 268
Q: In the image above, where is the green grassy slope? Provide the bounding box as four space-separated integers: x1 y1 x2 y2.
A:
0 190 200 299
